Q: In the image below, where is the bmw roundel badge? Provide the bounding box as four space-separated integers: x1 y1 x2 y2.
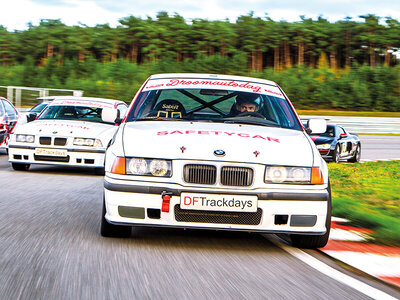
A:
214 149 225 157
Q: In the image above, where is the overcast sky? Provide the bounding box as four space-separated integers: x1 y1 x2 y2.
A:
2 0 400 31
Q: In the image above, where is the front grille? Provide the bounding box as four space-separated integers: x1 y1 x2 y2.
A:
184 164 216 185
34 155 70 162
54 138 67 146
174 205 262 225
221 166 253 186
39 137 51 145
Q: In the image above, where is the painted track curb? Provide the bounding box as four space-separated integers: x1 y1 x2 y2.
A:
320 217 400 288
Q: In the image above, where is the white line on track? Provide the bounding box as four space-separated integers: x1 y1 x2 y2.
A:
266 236 398 300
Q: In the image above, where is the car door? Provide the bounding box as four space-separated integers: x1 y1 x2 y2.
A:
0 100 7 144
3 100 19 134
344 128 358 157
337 126 352 157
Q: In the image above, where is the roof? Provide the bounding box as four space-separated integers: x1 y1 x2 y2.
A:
148 73 278 87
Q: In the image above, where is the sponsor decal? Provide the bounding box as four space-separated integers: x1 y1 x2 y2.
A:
51 100 114 109
144 78 284 98
180 193 257 212
183 196 253 210
165 79 263 93
157 130 280 143
35 123 91 130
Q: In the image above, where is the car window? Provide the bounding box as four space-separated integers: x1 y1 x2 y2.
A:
337 126 345 136
126 88 302 130
3 101 17 119
30 102 49 113
0 100 5 115
39 105 109 124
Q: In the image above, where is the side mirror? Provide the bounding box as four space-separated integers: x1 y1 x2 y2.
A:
306 118 327 134
27 112 37 122
102 108 119 124
339 133 347 139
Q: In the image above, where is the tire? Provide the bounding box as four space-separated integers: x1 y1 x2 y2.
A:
348 144 361 163
12 163 30 171
100 197 131 238
290 181 332 249
332 144 340 163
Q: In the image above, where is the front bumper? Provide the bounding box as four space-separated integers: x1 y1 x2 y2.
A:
104 176 330 235
318 149 334 161
8 144 106 167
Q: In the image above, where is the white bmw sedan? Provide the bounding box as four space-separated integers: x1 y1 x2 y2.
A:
8 96 127 174
101 73 330 248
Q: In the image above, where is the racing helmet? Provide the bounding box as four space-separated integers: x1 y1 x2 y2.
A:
231 92 262 114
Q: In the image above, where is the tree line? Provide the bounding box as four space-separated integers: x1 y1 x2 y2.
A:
1 12 400 112
1 12 400 69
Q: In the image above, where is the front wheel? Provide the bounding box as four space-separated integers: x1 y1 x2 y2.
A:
332 144 340 163
348 144 361 163
290 181 331 249
100 197 131 238
12 163 30 171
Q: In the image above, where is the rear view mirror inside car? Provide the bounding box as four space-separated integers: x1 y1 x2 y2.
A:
200 89 228 96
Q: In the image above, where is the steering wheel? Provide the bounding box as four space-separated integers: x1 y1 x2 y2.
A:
236 111 265 118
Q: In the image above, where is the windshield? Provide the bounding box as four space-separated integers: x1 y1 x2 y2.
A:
39 105 107 123
310 125 335 137
126 87 302 130
30 102 49 113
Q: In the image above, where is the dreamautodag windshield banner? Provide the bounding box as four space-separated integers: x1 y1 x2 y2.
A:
143 78 285 99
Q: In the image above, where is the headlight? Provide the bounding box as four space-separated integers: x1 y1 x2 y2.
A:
149 159 169 176
73 138 102 147
126 158 172 177
128 158 148 175
316 143 331 150
265 166 311 184
16 134 35 143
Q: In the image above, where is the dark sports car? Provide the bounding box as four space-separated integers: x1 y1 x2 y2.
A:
308 124 361 163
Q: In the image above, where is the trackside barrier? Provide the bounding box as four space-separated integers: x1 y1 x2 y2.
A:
301 115 400 134
0 86 83 108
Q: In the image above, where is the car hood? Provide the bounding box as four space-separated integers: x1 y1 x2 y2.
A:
15 119 113 138
310 135 335 145
122 121 314 166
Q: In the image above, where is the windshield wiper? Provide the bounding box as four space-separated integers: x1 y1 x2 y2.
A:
223 119 281 127
133 116 188 122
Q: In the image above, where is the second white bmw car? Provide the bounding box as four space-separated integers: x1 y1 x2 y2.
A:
8 96 127 174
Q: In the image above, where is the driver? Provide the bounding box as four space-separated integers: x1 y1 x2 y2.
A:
234 93 261 114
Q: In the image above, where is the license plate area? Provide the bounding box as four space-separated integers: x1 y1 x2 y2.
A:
180 193 257 212
35 148 68 157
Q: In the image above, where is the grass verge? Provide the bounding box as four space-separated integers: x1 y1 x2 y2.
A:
329 160 400 246
298 109 400 118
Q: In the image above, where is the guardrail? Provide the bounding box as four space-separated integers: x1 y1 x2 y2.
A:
0 86 83 107
301 115 400 134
